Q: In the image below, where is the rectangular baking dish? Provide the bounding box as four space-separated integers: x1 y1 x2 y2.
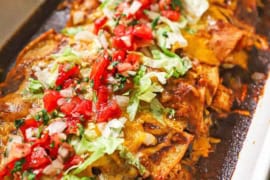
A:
0 0 269 179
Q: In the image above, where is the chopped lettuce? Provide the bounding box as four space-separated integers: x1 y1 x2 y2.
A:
156 27 188 49
182 0 209 23
34 63 59 88
127 95 140 121
150 98 166 125
61 27 83 36
72 136 124 174
70 118 126 174
63 174 95 180
52 47 81 64
143 49 192 78
28 78 44 94
118 145 147 175
127 68 166 120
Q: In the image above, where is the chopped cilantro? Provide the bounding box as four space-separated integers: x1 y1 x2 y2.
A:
23 171 36 180
171 0 182 10
12 159 25 174
14 119 24 129
56 85 62 91
50 141 55 148
128 19 139 26
77 123 84 137
151 17 160 29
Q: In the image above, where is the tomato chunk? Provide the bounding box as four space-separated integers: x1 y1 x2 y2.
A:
56 65 79 86
94 16 107 34
161 10 180 21
133 25 153 40
97 100 122 122
26 147 51 169
90 55 110 90
43 90 61 112
19 119 40 141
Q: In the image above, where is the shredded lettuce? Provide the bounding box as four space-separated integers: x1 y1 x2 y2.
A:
69 118 126 175
182 0 209 24
143 49 192 78
118 145 147 175
63 174 96 180
33 63 59 88
127 68 166 120
72 136 124 174
52 47 81 64
28 78 44 94
150 98 166 125
61 27 83 36
127 95 140 121
156 27 187 50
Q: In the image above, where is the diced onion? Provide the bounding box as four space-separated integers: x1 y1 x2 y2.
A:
43 158 64 175
129 1 142 15
46 121 67 136
58 146 69 159
60 88 74 98
115 95 130 108
73 11 85 25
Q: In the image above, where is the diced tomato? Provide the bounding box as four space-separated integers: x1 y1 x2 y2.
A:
75 99 92 118
96 85 109 110
161 10 180 21
0 166 8 178
26 147 51 169
113 50 126 62
97 100 122 122
117 63 134 73
114 24 127 36
139 0 152 8
133 25 153 40
63 79 75 89
64 155 83 170
94 16 107 34
126 53 141 64
65 117 80 134
20 119 40 141
43 90 61 112
159 0 171 11
56 65 79 86
32 133 50 149
89 55 110 90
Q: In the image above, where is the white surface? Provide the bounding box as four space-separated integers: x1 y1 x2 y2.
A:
232 74 270 180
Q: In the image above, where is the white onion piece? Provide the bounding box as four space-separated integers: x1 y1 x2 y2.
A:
60 88 74 98
129 1 142 14
120 35 132 47
57 98 66 106
25 127 39 140
43 158 64 175
73 11 85 25
115 95 129 108
58 146 69 159
46 121 67 136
